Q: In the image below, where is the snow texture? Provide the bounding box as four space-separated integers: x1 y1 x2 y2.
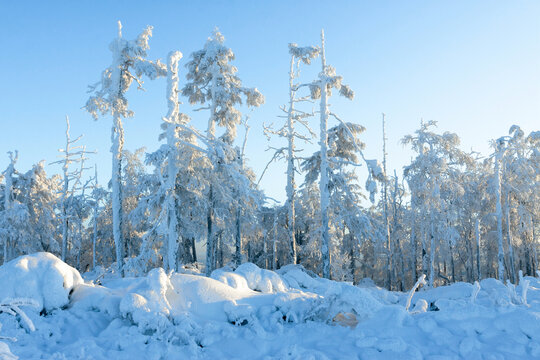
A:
2 253 540 359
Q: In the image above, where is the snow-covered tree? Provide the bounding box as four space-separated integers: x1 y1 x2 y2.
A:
182 28 264 275
307 30 354 279
402 121 474 287
50 116 94 262
85 21 166 276
263 43 319 265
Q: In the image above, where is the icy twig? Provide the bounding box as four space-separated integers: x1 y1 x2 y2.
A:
0 298 40 332
406 274 426 312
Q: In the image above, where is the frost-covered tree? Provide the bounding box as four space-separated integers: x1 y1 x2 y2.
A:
0 151 21 264
51 116 94 262
302 122 379 280
1 161 61 263
402 121 473 287
307 30 354 279
85 21 166 276
263 43 319 265
182 28 264 275
89 166 107 270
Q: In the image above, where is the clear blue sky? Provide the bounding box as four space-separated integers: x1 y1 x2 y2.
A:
1 1 539 202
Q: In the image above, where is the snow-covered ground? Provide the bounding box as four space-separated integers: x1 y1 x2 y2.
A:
1 253 539 359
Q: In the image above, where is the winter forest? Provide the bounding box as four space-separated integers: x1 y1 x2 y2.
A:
1 7 540 359
2 23 539 289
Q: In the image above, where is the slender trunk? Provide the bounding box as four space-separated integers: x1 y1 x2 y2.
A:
422 223 428 276
429 214 435 287
235 206 241 266
263 228 268 269
475 218 481 280
450 243 455 283
410 207 417 285
109 26 125 277
205 63 219 276
191 238 197 263
382 114 392 289
286 55 297 265
272 210 278 271
165 51 182 272
206 185 214 276
60 122 70 262
3 158 12 264
111 115 125 277
494 152 506 281
319 30 331 279
533 220 538 274
349 237 356 284
504 191 516 283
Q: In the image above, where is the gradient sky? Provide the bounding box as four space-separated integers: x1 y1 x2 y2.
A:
1 1 539 203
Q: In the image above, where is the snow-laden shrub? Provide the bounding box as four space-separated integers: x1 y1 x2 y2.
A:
234 263 288 293
277 264 320 290
119 268 183 334
278 264 382 322
272 292 324 323
0 253 83 312
210 269 250 291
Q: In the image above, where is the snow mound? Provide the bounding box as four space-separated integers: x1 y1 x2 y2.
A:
0 253 83 312
119 268 184 333
234 263 288 293
210 268 250 291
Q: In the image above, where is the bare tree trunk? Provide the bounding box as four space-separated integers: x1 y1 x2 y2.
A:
494 151 506 281
475 218 481 280
319 30 331 280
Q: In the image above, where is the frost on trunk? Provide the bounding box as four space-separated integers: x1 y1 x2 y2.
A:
319 44 331 280
51 116 93 263
381 114 392 289
475 217 481 280
263 43 319 266
308 30 354 279
164 51 183 272
504 190 516 283
494 140 506 281
85 21 166 277
2 151 17 264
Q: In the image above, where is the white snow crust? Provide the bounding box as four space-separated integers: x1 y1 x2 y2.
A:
1 253 540 359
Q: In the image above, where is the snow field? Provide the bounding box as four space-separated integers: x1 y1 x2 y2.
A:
1 253 540 359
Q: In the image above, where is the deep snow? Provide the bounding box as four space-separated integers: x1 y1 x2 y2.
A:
1 253 540 359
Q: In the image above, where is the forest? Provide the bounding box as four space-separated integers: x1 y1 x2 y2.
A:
1 22 539 292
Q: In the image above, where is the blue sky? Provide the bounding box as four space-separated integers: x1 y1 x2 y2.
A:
1 1 539 202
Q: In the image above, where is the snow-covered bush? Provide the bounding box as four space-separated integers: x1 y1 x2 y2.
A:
234 263 288 293
0 253 83 312
119 268 181 334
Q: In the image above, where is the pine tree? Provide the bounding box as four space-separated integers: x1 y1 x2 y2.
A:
182 28 264 275
85 21 166 276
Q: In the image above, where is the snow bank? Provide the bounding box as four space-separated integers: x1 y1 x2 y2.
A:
0 253 83 312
